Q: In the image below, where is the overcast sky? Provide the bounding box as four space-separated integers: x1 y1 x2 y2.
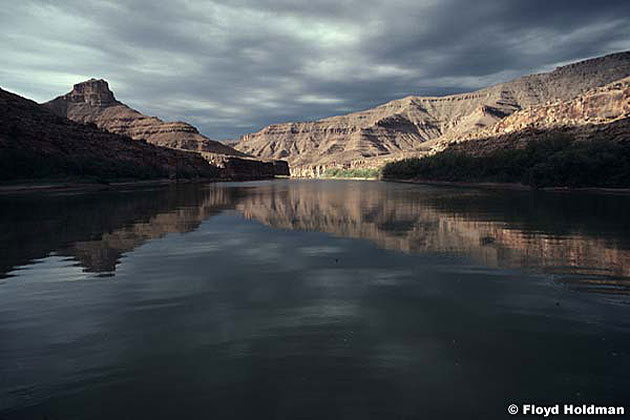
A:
2 0 629 139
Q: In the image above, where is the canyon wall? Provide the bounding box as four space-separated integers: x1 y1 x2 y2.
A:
0 87 218 181
234 52 630 176
44 79 289 179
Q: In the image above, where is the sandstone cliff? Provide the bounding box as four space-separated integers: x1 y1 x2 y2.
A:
441 77 630 142
0 87 218 181
234 51 630 176
43 79 289 179
440 77 630 156
44 79 245 156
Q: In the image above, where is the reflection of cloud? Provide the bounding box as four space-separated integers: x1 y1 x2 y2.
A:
371 343 425 369
369 270 412 287
274 303 361 329
7 255 93 282
304 268 411 290
299 246 344 256
243 243 284 263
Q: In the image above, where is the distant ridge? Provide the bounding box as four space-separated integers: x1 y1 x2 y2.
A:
234 51 630 176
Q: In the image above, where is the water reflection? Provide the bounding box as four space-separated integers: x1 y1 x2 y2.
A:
0 185 237 277
1 180 629 293
2 180 630 419
236 181 630 294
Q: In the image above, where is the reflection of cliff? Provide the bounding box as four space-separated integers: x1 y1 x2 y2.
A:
2 181 630 294
0 185 237 277
60 188 237 273
235 182 630 293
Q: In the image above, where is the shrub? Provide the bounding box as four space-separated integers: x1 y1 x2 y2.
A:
323 167 381 178
382 137 630 188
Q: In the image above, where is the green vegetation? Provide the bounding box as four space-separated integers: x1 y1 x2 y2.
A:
323 167 381 179
382 137 630 188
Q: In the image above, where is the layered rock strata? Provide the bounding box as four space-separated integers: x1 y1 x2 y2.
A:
438 77 630 156
0 87 217 181
44 79 289 179
235 51 630 176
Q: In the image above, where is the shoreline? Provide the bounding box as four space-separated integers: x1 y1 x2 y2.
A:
4 176 630 196
0 177 272 195
0 178 202 194
382 178 630 195
317 176 378 181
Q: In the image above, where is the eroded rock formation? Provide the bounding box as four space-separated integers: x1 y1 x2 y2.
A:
440 77 630 156
44 79 244 156
43 79 289 179
234 51 630 176
0 87 218 181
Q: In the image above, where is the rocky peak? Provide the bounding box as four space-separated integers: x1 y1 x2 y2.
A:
67 78 117 107
43 79 266 161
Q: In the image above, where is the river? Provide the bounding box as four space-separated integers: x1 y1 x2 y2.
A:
1 179 629 419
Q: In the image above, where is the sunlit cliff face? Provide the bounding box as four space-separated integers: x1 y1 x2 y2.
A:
3 181 627 295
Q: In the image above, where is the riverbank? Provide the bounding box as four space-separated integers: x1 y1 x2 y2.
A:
384 178 630 195
381 138 630 190
0 178 210 194
319 176 378 181
6 176 630 196
0 171 294 194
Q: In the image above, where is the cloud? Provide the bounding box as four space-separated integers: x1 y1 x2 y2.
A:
1 0 629 139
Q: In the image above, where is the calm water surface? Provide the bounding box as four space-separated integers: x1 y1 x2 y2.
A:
1 180 629 419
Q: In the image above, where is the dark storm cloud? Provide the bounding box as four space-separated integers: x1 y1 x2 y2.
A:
1 0 629 139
